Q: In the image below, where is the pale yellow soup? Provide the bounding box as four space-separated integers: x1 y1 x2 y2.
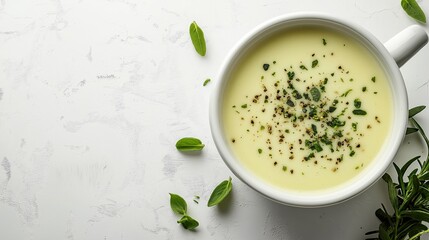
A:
222 26 392 191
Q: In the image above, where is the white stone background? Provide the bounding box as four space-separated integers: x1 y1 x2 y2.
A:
0 0 429 239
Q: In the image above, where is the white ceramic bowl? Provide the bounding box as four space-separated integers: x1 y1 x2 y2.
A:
209 12 428 207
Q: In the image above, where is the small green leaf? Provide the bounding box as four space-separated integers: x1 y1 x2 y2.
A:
169 193 187 215
393 162 406 195
310 87 321 102
353 109 367 115
189 21 207 56
203 79 211 86
177 215 199 230
208 177 232 207
407 127 419 135
401 0 426 23
409 106 426 118
402 210 429 222
401 156 421 176
382 174 399 213
176 137 205 151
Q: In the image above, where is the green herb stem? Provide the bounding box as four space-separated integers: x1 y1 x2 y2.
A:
409 229 429 240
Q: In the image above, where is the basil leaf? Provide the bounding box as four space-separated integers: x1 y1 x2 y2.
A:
409 105 426 118
401 0 426 23
169 193 187 215
189 21 206 56
310 87 321 102
177 215 199 230
406 127 419 135
207 177 232 207
176 137 205 151
203 78 211 86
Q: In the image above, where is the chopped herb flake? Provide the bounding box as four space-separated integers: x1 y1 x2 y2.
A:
263 64 270 71
312 60 319 68
287 71 295 80
354 99 362 108
203 78 211 86
341 89 352 97
310 87 321 102
353 109 367 115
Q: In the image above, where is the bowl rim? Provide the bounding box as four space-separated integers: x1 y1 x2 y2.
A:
209 12 408 207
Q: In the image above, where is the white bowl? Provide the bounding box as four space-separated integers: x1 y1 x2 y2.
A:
209 12 428 207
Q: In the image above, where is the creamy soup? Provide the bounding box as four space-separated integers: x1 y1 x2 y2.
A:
222 26 392 191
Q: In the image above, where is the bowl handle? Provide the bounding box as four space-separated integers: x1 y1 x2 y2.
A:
384 25 428 68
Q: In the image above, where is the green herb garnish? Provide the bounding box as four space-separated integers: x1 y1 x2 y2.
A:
354 98 362 108
341 89 352 97
203 78 211 86
263 63 270 71
189 21 206 56
310 87 321 102
312 59 319 68
241 104 247 108
401 0 426 23
371 76 376 83
169 193 199 230
208 177 232 207
366 106 429 240
304 152 315 161
353 109 367 115
352 122 358 132
287 71 295 80
258 148 262 154
327 117 345 128
322 38 327 45
300 65 308 70
176 137 205 151
311 124 318 134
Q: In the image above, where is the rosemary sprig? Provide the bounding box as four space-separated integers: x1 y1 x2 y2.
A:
366 106 429 240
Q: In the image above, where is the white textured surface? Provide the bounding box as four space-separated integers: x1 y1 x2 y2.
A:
0 0 429 239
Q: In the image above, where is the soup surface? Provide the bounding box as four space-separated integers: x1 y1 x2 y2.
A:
222 26 392 191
